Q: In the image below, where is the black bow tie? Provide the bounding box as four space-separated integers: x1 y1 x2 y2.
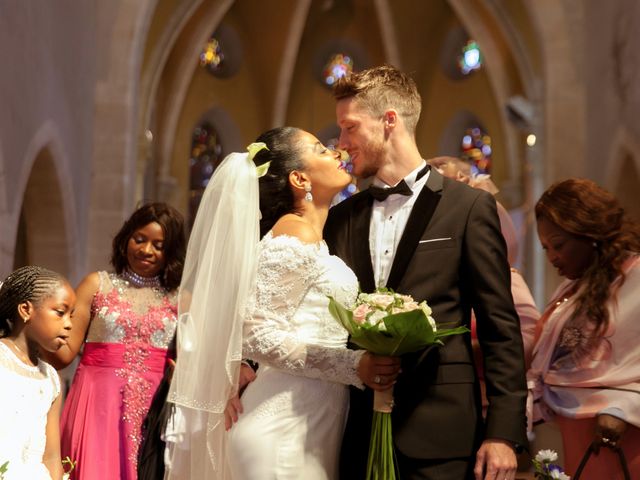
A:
368 165 430 201
369 180 413 201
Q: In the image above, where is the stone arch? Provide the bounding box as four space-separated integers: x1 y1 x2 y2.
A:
13 122 77 280
137 0 234 207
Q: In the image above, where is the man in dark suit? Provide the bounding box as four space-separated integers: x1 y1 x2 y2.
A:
324 65 528 480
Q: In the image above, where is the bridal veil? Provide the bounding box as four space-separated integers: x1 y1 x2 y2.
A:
164 149 261 479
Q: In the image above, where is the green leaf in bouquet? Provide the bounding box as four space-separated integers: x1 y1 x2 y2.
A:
381 310 440 355
349 327 398 355
328 296 357 332
434 325 470 340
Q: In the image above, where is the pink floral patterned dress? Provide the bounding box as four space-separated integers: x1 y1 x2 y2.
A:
61 271 177 480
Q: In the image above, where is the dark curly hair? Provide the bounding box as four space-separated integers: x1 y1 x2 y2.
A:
111 202 186 290
535 178 640 340
0 266 67 337
252 127 305 238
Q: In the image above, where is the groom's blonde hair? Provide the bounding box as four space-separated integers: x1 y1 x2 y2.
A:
333 65 422 134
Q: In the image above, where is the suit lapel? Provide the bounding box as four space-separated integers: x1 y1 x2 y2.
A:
350 192 376 293
386 169 444 290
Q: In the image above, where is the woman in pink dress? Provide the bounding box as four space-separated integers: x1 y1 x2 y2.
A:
50 203 186 480
529 179 640 480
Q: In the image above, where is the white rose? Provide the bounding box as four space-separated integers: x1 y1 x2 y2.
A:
420 305 437 331
368 294 395 308
419 301 432 316
427 315 437 332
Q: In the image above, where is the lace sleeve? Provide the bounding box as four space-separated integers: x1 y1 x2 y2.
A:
242 237 364 388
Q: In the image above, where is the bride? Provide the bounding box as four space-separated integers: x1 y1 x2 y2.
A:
164 127 400 479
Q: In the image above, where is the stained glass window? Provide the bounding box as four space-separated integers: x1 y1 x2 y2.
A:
461 127 492 174
200 37 224 74
322 53 354 86
459 40 482 75
189 122 223 225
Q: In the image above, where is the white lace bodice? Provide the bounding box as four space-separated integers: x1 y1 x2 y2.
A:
0 341 60 479
242 232 363 387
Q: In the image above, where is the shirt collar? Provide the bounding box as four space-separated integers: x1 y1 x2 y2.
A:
372 160 428 189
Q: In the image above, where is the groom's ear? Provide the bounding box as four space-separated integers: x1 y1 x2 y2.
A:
383 110 397 129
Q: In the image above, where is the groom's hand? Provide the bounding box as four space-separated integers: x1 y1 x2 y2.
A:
357 352 401 391
224 363 257 430
473 439 517 480
239 362 257 393
224 394 243 431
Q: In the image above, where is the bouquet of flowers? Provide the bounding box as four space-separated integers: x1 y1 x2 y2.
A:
532 450 570 480
328 288 468 480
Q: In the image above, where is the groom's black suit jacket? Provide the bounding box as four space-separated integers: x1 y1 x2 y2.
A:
324 169 528 472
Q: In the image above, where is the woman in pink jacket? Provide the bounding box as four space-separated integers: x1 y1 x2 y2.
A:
529 178 640 480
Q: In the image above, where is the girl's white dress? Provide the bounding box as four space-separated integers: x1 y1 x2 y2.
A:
0 341 60 480
226 233 363 479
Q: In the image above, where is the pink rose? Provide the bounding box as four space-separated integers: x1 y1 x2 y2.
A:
353 304 372 324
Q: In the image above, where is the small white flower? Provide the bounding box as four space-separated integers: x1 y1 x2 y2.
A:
550 470 570 480
535 449 558 463
369 310 387 327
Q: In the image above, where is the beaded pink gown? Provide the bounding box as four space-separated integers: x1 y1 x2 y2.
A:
61 271 177 480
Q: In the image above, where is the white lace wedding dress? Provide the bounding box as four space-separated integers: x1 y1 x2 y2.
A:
0 341 60 480
226 232 363 479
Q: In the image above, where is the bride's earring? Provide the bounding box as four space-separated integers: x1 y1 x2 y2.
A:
304 184 313 202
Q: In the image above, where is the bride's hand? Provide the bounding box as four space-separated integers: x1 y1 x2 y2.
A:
357 352 401 391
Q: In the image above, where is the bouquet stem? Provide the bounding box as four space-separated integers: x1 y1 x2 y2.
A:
366 388 398 480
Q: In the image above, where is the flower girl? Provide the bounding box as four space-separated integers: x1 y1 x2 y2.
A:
0 266 75 480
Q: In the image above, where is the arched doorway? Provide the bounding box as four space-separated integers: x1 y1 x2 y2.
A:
14 147 72 277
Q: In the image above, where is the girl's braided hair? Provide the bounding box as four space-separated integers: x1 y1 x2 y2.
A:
0 266 66 337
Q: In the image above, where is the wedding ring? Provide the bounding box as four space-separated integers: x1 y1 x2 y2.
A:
374 375 381 384
602 437 611 444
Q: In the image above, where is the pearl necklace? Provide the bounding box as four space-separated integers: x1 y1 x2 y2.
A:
122 269 162 289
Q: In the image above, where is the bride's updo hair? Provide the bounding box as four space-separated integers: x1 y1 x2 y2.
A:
253 126 305 237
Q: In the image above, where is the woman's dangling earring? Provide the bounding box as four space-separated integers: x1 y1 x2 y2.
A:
304 184 313 202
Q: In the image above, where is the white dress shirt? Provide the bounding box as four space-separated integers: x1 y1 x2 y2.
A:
369 162 429 288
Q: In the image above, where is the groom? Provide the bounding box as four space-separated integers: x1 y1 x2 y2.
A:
324 65 528 480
